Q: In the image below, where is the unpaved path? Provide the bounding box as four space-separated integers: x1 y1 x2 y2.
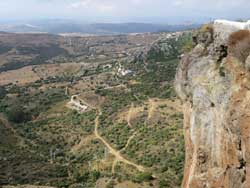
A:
111 159 118 174
147 98 182 120
94 109 145 172
147 99 157 120
126 102 144 127
69 95 146 173
127 103 134 127
102 84 127 91
121 131 137 151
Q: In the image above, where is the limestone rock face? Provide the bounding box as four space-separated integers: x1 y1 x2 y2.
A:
245 55 250 71
175 21 250 188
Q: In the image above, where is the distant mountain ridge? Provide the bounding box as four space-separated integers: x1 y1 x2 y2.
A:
0 20 200 35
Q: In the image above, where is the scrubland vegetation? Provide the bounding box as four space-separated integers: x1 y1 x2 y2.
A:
0 31 191 188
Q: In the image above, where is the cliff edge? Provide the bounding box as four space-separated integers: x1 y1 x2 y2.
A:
175 20 250 188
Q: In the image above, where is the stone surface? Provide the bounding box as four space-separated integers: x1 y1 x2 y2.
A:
175 20 250 188
245 55 250 71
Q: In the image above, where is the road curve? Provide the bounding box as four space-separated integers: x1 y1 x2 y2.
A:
94 109 145 172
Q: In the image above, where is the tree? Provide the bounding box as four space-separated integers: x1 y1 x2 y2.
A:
7 104 29 123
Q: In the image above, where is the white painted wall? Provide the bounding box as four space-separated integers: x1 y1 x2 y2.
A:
214 19 250 44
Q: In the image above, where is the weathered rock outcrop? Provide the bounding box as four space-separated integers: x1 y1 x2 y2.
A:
175 20 250 188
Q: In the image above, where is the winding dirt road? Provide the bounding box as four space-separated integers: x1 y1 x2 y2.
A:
120 131 137 151
126 103 134 127
68 95 146 173
94 109 145 172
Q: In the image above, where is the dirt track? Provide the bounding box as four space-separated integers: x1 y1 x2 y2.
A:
94 109 145 172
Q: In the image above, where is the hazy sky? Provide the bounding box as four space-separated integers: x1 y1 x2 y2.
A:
0 0 249 23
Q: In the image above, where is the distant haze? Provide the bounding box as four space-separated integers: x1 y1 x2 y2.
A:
0 21 201 35
0 0 249 24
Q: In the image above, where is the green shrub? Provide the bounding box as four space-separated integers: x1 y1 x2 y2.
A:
219 66 226 77
133 172 153 183
159 179 170 188
7 104 30 123
182 38 194 53
106 180 115 188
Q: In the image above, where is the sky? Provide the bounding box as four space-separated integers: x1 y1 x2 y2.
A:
0 0 249 24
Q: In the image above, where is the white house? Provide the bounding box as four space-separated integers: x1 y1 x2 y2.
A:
214 19 250 44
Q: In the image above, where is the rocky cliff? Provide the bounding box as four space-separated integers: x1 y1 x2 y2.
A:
175 20 250 188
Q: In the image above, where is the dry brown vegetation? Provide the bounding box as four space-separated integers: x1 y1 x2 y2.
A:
200 23 214 34
0 63 84 86
228 30 250 63
0 66 39 85
192 23 214 47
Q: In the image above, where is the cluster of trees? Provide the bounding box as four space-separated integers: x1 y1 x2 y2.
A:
0 85 67 123
6 103 30 123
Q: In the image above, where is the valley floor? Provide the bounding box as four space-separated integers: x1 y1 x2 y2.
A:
0 31 190 188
